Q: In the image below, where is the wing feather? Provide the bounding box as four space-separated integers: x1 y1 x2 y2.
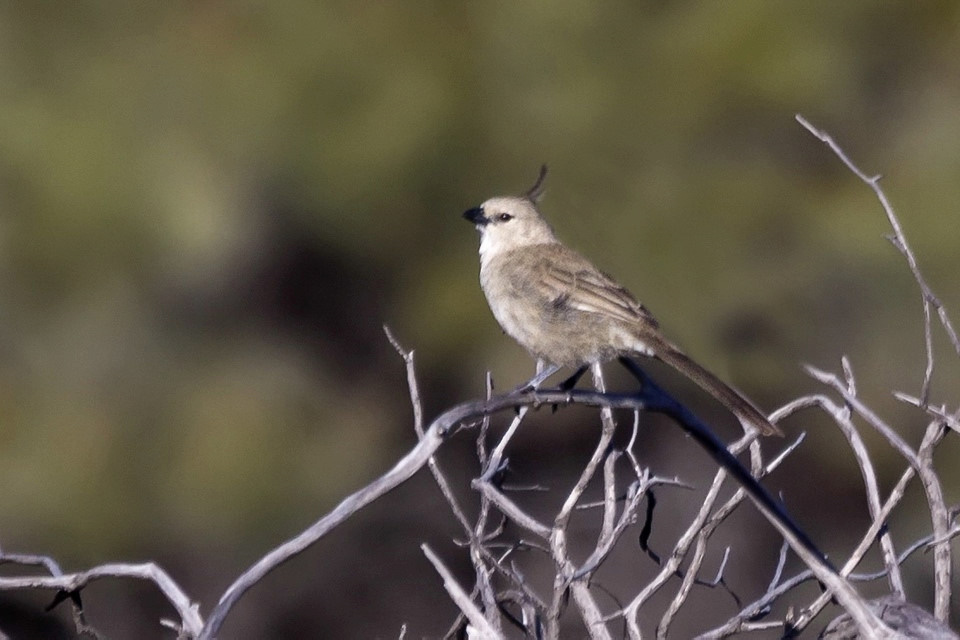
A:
540 254 659 329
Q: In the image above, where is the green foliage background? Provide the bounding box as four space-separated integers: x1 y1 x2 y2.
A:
1 2 958 637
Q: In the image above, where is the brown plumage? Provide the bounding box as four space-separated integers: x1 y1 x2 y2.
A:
463 171 782 437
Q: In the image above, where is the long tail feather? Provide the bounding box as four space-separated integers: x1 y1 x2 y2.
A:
654 347 783 437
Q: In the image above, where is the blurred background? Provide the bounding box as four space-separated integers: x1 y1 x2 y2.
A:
1 2 959 637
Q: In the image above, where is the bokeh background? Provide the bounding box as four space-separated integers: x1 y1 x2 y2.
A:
1 2 959 638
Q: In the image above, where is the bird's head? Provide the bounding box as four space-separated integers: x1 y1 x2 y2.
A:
463 166 558 265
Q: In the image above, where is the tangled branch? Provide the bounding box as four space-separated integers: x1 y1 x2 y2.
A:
1 118 957 639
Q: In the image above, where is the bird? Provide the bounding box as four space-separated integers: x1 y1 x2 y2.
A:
462 166 782 437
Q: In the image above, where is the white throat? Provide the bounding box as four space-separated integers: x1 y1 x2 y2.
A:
477 230 499 269
477 226 560 271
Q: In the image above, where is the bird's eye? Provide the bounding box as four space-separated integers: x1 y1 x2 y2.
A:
497 213 513 222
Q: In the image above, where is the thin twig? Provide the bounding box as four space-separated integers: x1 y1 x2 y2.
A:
545 364 616 640
423 545 502 640
805 362 952 619
789 460 917 632
386 327 474 535
657 431 805 638
796 114 960 402
0 561 203 637
796 374 905 596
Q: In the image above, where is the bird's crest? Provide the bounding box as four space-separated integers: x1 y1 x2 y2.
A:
524 165 549 203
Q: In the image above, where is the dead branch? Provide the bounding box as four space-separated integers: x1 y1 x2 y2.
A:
1 118 955 640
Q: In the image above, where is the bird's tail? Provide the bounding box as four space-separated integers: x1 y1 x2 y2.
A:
655 346 783 437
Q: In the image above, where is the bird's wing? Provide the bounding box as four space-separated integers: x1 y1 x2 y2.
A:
539 249 659 329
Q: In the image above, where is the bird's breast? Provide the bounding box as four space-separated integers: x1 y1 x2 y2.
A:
479 254 637 367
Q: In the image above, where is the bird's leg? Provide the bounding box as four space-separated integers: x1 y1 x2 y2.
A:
540 364 590 412
591 363 618 427
557 365 589 392
511 360 561 394
590 362 607 392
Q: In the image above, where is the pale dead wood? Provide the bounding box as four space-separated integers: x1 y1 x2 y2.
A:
1 118 955 640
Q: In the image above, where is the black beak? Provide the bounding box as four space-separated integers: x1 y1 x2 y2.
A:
463 206 487 225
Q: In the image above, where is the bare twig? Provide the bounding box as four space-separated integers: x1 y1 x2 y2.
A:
805 363 920 467
386 326 475 534
658 431 805 638
543 364 617 640
796 114 960 402
199 410 449 639
423 544 502 640
790 458 917 632
0 561 203 638
895 394 960 433
8 119 957 637
914 418 953 621
806 362 952 619
385 327 505 632
820 595 959 640
793 377 905 596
